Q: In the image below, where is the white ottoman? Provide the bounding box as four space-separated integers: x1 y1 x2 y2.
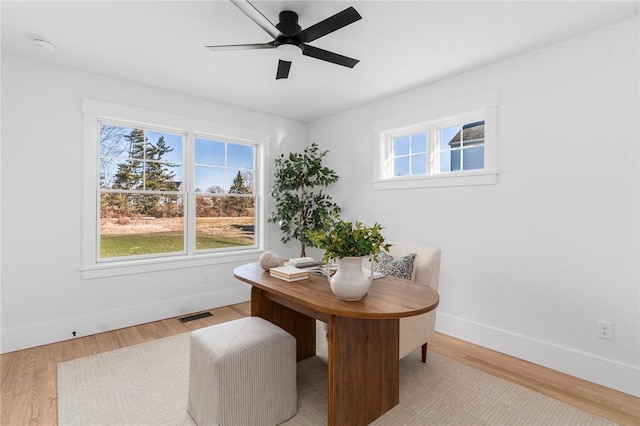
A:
187 317 297 426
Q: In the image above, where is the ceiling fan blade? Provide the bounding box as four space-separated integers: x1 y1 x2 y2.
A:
302 44 359 68
206 42 274 51
297 7 361 43
230 0 282 40
276 60 292 79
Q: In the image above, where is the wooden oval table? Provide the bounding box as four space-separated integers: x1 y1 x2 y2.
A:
233 262 439 426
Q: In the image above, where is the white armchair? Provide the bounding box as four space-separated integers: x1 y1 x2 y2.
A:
320 243 441 362
385 243 441 362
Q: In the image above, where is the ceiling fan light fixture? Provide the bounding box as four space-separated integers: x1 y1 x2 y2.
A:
275 43 302 62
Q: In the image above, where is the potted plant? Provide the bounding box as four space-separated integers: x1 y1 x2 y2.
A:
269 143 341 257
309 219 391 301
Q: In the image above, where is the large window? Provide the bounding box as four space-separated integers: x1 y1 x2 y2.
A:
98 123 256 261
99 124 186 258
193 137 256 252
83 99 265 278
376 109 496 189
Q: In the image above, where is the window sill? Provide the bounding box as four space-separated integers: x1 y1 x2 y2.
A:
81 249 263 279
372 170 498 190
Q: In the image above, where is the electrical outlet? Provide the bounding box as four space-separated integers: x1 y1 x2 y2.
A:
597 320 614 340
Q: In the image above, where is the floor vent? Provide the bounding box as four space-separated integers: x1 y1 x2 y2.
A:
178 312 213 323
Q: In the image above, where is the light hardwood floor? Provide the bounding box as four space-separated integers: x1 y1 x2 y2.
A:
2 302 639 425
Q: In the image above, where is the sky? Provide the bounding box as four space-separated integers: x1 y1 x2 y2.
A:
100 125 255 192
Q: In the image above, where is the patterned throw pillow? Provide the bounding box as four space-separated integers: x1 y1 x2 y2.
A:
372 251 416 280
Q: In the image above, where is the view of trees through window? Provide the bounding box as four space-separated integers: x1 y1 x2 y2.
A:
98 123 256 260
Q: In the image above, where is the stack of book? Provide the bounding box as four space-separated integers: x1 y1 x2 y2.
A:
269 265 310 282
306 263 338 277
284 257 324 268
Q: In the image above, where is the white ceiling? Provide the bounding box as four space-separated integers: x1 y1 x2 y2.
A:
2 1 638 122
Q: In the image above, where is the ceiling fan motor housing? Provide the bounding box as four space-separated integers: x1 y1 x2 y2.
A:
275 11 303 52
276 11 301 36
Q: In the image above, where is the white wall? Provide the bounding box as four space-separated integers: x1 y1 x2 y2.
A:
2 16 638 398
309 18 639 396
0 54 306 353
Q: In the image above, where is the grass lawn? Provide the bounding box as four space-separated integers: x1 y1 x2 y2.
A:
100 232 253 258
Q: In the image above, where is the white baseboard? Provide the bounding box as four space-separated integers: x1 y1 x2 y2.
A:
0 287 250 354
436 312 640 397
5 297 637 398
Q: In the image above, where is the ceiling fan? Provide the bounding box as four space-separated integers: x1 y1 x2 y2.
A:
206 0 362 80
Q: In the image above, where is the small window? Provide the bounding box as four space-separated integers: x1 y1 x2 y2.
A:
376 109 496 189
392 132 428 176
437 120 485 173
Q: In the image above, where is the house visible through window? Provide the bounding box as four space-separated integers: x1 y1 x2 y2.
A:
384 113 485 178
98 121 256 261
438 120 485 173
376 109 495 189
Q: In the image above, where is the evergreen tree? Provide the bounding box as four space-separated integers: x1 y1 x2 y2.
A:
145 136 178 191
108 129 178 217
227 171 253 216
113 128 145 190
229 171 250 194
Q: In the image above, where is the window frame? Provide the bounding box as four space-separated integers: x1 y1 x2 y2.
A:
432 112 486 174
82 98 269 279
373 94 498 190
97 120 189 261
386 126 430 178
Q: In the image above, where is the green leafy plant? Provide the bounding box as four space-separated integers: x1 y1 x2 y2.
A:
269 143 341 257
308 219 391 262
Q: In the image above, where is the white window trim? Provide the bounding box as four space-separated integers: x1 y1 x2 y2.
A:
373 91 498 190
82 98 270 279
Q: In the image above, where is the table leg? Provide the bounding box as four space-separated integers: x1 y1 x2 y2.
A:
251 286 316 361
328 316 400 426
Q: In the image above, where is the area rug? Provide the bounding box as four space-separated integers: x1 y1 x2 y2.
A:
58 323 614 425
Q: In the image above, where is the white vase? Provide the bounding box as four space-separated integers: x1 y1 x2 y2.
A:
329 256 372 301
